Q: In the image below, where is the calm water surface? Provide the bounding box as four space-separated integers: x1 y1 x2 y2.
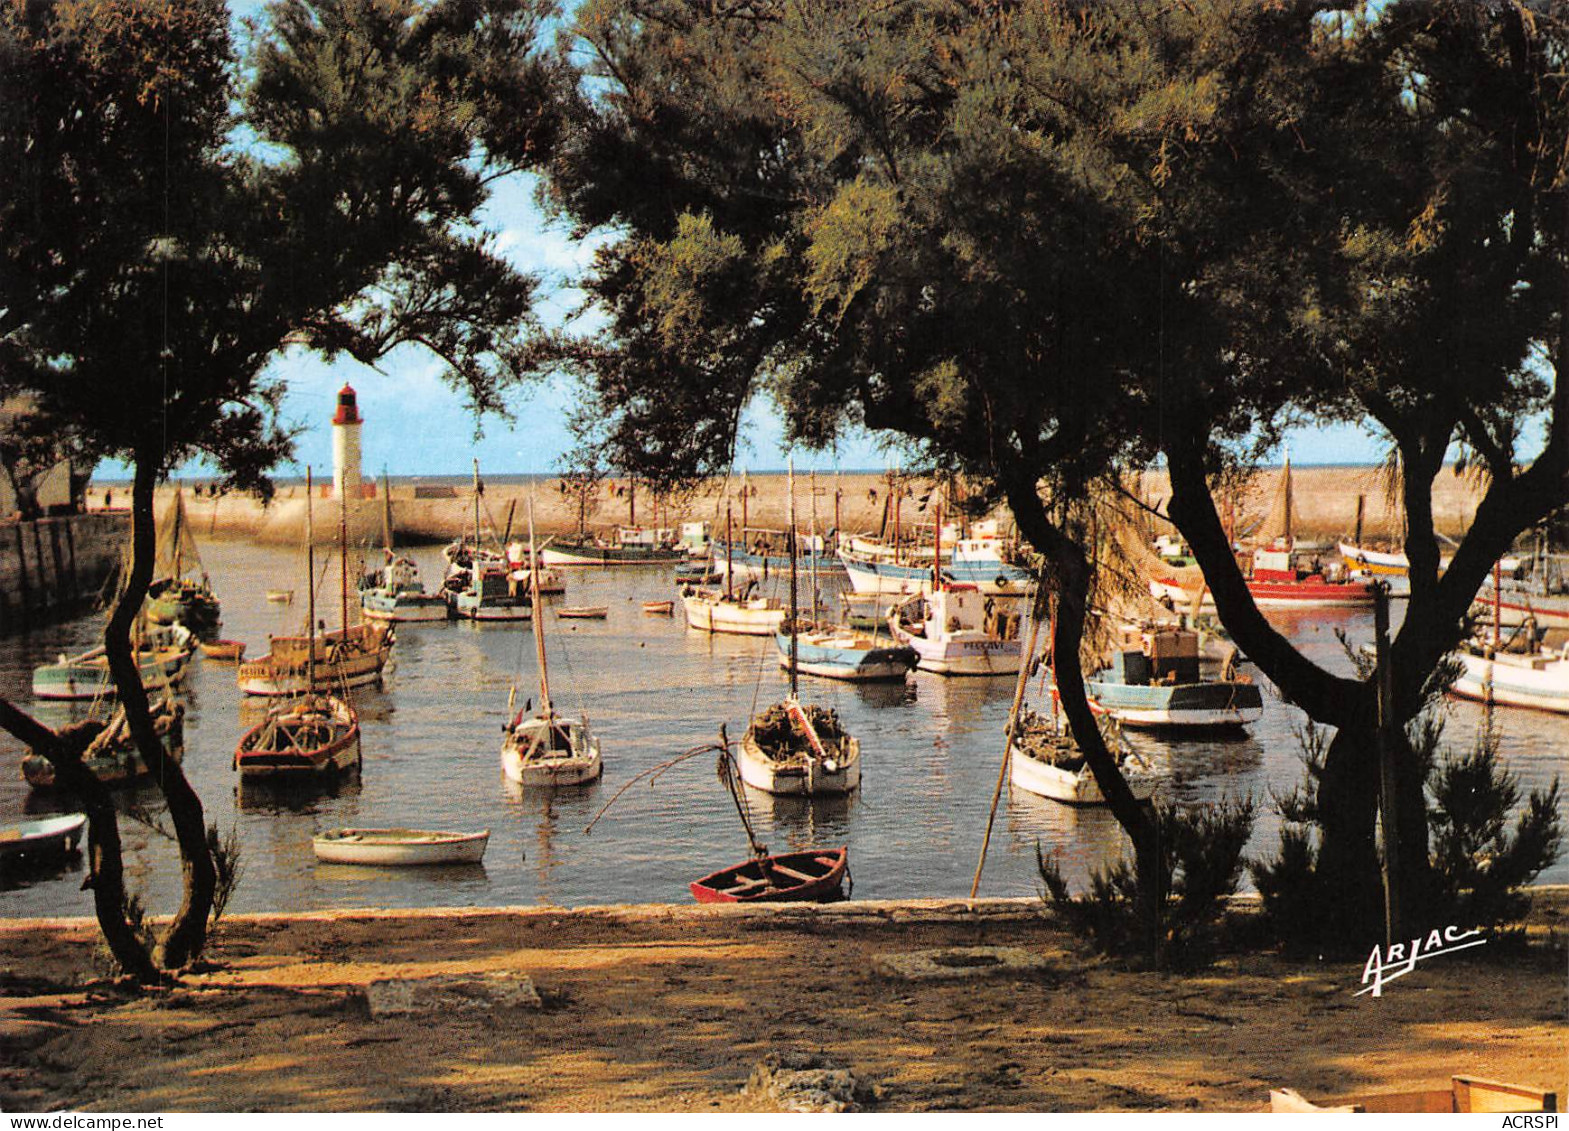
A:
2 541 1564 915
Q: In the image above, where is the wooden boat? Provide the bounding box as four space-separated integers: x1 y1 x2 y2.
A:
1449 639 1569 714
265 589 293 603
681 584 786 635
888 585 1025 675
739 464 862 797
1270 1074 1557 1113
450 565 533 621
237 622 393 696
501 503 604 788
557 605 608 619
840 536 1029 597
1085 624 1263 729
199 638 246 661
776 622 918 681
0 813 88 863
22 698 185 790
145 490 221 630
540 527 684 567
690 846 849 903
361 556 450 623
1009 707 1157 805
235 693 361 780
33 624 194 701
642 600 675 615
1338 540 1410 578
312 827 489 866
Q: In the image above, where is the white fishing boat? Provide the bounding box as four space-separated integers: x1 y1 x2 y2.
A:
889 585 1024 676
1009 708 1157 805
682 585 787 635
501 503 603 787
312 827 489 866
737 461 862 796
1450 640 1569 715
0 813 88 862
361 555 450 623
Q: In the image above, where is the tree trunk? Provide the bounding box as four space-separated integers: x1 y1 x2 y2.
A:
105 456 215 969
0 699 163 983
1002 476 1163 958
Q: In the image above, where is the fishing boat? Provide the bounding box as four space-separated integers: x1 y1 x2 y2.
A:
0 814 88 864
888 586 1025 676
451 564 533 621
21 698 185 790
1472 551 1569 632
682 584 787 635
501 503 603 787
199 638 246 661
557 605 608 619
235 693 361 780
1338 541 1410 578
1449 635 1569 715
145 490 221 631
777 622 918 682
690 846 849 903
841 529 1031 597
1008 707 1157 805
642 600 675 615
1085 624 1263 729
32 624 194 701
239 473 395 696
312 827 489 866
504 541 565 594
540 528 685 567
361 556 450 623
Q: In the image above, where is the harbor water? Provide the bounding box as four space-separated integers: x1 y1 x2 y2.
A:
1 540 1565 916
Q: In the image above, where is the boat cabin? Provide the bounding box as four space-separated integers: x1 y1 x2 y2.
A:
1109 626 1202 685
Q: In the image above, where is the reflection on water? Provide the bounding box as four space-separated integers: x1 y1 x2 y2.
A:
0 539 1563 918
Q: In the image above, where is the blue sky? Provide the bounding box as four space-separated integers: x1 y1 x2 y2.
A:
137 1 1399 481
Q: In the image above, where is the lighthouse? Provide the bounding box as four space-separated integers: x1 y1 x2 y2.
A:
331 383 363 501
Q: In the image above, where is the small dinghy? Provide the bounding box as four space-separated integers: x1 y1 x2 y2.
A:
312 827 489 866
557 605 608 619
265 589 294 604
0 813 88 863
642 600 675 615
200 638 246 661
690 846 849 904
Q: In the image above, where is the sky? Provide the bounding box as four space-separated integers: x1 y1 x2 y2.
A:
126 1 1401 482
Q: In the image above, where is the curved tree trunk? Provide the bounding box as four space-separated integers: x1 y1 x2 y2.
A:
0 699 162 983
1002 476 1163 958
104 456 215 969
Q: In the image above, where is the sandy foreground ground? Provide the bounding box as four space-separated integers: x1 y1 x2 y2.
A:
0 894 1564 1113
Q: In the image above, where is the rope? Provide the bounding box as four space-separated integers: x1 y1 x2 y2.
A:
583 739 725 834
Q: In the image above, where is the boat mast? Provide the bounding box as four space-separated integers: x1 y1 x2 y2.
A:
628 475 636 527
528 500 552 716
339 465 350 637
724 502 734 600
472 459 481 552
810 469 820 626
172 491 183 580
932 496 943 593
306 468 316 694
788 457 798 699
381 469 394 554
741 469 750 549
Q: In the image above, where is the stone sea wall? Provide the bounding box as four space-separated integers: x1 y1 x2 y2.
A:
0 512 129 635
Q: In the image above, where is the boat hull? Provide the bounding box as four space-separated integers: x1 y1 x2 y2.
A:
1449 648 1569 715
361 592 451 622
501 714 603 787
774 630 917 681
0 814 88 861
1472 585 1569 632
540 543 684 567
313 828 489 866
690 847 849 903
887 618 1021 676
32 649 190 701
236 624 393 697
1009 742 1158 805
1151 576 1377 609
737 730 861 796
682 591 786 636
1085 679 1264 729
234 698 362 780
451 593 532 621
840 550 1030 597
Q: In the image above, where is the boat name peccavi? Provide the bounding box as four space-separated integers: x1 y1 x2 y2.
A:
1354 925 1486 998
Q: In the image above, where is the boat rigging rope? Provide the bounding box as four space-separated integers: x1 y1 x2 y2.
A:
582 738 726 835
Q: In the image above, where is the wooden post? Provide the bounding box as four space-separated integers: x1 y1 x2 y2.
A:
1373 582 1402 949
1354 494 1365 546
31 522 50 608
14 524 31 622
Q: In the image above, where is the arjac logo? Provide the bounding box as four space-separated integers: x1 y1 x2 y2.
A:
1356 925 1486 997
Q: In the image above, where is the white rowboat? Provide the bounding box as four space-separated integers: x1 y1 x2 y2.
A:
312 827 489 866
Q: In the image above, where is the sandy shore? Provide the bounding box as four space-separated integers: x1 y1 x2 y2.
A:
1 895 1563 1113
114 464 1488 547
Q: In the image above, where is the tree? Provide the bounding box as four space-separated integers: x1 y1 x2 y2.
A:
0 0 563 977
539 0 1566 945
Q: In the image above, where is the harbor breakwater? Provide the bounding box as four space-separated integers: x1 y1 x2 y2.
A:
127 464 1489 548
0 512 128 635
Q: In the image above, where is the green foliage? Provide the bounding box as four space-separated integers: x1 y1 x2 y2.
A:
207 823 243 927
1255 711 1563 951
1038 797 1255 969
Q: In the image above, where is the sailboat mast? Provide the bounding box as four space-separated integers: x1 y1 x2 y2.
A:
339 469 350 637
528 501 552 715
741 469 749 546
172 491 182 579
932 497 943 593
725 502 734 600
381 469 394 553
472 459 481 551
306 469 316 693
788 458 798 699
810 469 820 625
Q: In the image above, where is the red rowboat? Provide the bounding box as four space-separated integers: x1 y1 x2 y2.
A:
690 846 849 903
